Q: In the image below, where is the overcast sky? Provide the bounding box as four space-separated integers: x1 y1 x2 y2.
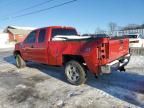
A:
0 0 144 33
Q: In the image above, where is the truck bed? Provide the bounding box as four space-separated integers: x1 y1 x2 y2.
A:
51 35 129 65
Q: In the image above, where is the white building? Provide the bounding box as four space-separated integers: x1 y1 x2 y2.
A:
117 28 144 36
0 33 9 44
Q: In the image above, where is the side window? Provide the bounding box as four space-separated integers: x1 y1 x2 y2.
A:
38 29 46 43
24 31 36 43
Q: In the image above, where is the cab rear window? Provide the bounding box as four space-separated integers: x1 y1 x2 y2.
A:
52 28 77 37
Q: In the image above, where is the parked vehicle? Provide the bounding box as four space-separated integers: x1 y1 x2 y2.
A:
125 34 144 48
82 33 108 38
14 26 130 85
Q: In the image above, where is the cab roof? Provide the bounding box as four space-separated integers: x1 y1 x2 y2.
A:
34 26 76 31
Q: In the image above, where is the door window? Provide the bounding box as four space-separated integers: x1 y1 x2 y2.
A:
24 31 36 43
38 29 46 43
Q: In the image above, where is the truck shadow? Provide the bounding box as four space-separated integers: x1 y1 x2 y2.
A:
3 55 15 65
87 71 144 107
4 55 144 107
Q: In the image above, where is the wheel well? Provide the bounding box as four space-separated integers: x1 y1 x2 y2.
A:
14 50 21 57
63 55 85 65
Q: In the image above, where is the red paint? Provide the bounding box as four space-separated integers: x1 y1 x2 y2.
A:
14 26 129 74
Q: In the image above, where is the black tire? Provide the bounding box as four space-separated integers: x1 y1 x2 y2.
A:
65 60 87 85
15 54 26 68
118 66 126 72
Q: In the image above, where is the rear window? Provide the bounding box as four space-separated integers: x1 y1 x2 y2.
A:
52 28 77 37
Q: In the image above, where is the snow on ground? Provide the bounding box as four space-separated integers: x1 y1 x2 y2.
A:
52 35 91 41
0 44 14 49
0 33 14 50
126 56 144 75
127 56 144 68
0 51 143 108
0 43 15 52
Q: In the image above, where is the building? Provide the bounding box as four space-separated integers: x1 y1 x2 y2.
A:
117 29 144 36
117 25 144 36
95 24 144 37
4 26 35 42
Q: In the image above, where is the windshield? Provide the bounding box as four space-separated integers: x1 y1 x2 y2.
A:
52 28 78 37
127 35 137 38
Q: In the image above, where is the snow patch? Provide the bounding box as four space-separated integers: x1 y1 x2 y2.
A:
126 56 144 68
52 35 91 41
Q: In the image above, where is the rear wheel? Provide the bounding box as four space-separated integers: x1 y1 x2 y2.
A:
65 60 87 85
15 54 26 68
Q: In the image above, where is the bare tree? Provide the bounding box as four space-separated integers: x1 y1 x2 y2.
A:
95 27 101 34
141 24 144 28
108 22 117 34
123 24 139 30
95 27 106 34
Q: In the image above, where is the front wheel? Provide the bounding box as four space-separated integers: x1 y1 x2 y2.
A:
65 60 87 85
15 54 26 68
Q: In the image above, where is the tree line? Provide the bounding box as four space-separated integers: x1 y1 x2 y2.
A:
94 22 144 35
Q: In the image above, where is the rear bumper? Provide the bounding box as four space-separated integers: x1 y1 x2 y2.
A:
130 43 143 48
101 54 131 74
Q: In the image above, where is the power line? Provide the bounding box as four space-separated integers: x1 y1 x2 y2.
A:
15 0 55 13
1 0 55 20
13 0 77 18
0 0 77 22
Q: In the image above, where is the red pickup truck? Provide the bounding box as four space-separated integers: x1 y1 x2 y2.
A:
14 26 130 85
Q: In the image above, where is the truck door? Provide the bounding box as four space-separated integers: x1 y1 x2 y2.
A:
34 29 48 64
21 31 37 61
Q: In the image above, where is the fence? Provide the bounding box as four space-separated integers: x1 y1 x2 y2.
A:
96 29 144 37
130 48 144 56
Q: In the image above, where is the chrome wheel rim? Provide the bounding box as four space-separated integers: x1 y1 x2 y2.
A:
66 64 80 82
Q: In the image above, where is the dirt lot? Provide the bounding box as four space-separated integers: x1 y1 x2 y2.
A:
0 51 144 108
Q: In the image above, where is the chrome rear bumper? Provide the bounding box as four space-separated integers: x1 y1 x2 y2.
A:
101 54 131 74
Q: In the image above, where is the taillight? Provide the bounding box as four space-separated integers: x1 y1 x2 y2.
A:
101 44 105 59
97 38 109 64
100 43 108 59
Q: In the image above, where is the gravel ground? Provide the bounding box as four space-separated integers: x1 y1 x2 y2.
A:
0 51 143 108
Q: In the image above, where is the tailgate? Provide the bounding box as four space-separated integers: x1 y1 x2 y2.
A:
108 37 129 62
